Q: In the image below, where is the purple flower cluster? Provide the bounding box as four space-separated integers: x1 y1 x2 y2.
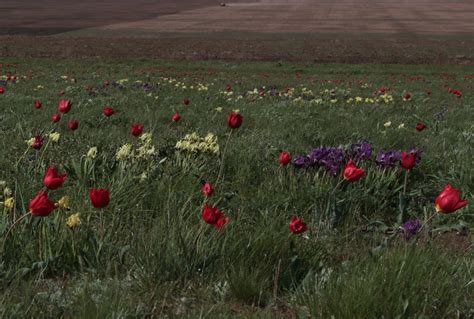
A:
402 218 422 240
349 141 373 162
376 150 402 168
293 147 346 176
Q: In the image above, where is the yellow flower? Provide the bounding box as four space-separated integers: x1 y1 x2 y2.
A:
66 213 81 229
384 121 392 128
233 109 240 113
49 132 61 143
139 133 153 145
215 107 223 113
398 123 405 129
116 144 133 161
87 147 98 159
26 137 36 147
355 96 363 103
4 197 14 210
57 196 71 210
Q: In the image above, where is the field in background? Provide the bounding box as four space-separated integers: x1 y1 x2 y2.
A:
1 0 473 64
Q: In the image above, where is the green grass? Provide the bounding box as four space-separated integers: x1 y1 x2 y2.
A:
0 59 472 317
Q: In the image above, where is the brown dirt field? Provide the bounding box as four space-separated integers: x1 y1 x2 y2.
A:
1 0 473 63
95 0 474 35
0 0 249 35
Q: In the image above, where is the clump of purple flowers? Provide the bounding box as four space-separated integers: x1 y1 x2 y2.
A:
402 218 422 240
293 147 346 176
348 141 373 162
376 150 402 168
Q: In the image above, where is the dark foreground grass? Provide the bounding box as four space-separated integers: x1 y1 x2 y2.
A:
0 59 472 317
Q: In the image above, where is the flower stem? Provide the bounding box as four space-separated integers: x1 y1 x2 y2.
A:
419 210 438 232
402 169 409 196
1 213 30 252
215 130 233 186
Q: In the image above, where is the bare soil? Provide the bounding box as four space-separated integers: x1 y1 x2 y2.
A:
1 0 473 64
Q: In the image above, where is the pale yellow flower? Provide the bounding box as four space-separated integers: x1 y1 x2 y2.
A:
87 147 98 159
384 121 392 128
4 197 14 210
57 196 71 210
398 123 405 129
4 187 12 197
49 132 61 143
116 144 133 161
215 107 223 113
26 137 36 147
66 213 81 229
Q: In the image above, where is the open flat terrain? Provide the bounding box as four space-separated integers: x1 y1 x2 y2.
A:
0 1 473 317
1 0 474 63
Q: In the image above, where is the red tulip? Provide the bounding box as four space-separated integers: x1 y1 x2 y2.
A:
89 188 110 208
103 106 114 117
0 87 5 94
343 159 365 182
227 112 243 129
202 203 224 225
58 99 72 113
31 135 44 150
183 98 190 106
401 152 416 170
403 92 412 101
43 167 67 190
51 114 61 123
289 216 308 234
226 84 232 92
68 119 79 130
214 216 230 230
202 182 214 197
435 185 468 214
415 122 426 132
172 112 181 122
279 151 292 166
29 191 56 217
131 124 144 136
34 100 42 109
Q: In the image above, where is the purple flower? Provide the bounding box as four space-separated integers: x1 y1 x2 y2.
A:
349 141 373 162
294 147 346 176
402 219 422 239
376 150 402 168
293 155 310 168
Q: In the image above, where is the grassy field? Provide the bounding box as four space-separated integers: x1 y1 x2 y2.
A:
0 59 472 317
